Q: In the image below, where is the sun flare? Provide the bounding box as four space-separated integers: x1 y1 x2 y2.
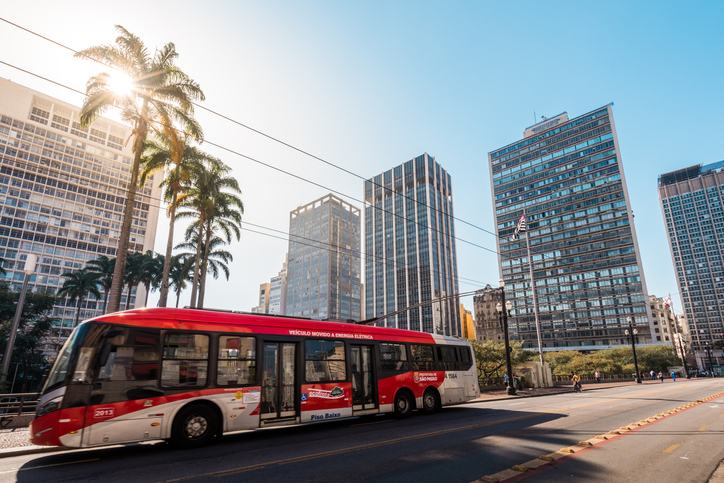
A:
107 72 134 97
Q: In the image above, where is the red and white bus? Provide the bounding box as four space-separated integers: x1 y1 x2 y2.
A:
31 308 479 449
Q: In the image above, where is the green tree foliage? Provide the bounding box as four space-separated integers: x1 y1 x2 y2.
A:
545 344 682 376
58 269 101 327
0 283 57 392
470 339 534 384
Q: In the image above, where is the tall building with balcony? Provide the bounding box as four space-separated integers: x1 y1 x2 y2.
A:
0 79 162 347
489 105 653 350
285 194 361 321
364 153 461 336
658 161 724 362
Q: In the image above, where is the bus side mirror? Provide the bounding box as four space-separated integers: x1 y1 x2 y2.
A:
99 343 113 367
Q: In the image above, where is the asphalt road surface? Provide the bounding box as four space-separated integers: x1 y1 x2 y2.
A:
2 378 723 483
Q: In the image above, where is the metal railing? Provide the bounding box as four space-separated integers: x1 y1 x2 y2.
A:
0 393 39 417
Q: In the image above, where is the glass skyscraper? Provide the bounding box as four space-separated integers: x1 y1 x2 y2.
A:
0 79 161 350
659 161 724 357
364 153 461 336
285 194 361 321
489 105 653 350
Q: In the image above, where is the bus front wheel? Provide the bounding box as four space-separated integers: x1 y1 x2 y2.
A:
394 390 414 419
171 404 219 449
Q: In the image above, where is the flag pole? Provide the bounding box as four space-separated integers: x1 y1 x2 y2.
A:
523 211 545 371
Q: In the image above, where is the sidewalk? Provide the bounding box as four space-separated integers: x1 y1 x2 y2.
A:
0 377 701 458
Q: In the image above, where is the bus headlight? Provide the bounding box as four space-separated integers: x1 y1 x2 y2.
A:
36 396 62 418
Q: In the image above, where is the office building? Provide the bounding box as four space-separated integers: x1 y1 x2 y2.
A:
489 105 653 350
659 161 724 365
285 194 361 321
460 304 475 340
648 295 678 349
0 78 161 347
268 255 288 315
251 282 271 314
364 153 461 336
473 287 505 343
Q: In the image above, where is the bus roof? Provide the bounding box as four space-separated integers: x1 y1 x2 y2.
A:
85 308 468 345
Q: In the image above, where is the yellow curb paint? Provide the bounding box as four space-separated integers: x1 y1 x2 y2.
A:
596 435 609 440
512 466 528 472
560 448 575 453
609 431 621 434
699 426 708 431
579 441 593 446
663 445 679 453
539 456 554 461
480 477 499 483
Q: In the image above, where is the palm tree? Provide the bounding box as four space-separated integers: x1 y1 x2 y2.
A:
75 25 204 313
176 158 241 307
169 255 195 308
140 136 208 308
123 252 145 310
86 255 115 314
0 256 6 278
137 250 164 307
57 269 102 327
175 232 233 307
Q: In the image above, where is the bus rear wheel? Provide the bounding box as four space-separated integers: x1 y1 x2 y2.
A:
394 390 414 419
421 388 440 415
171 404 219 449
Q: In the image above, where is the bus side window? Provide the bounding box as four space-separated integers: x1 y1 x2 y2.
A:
437 346 458 371
162 333 209 387
411 344 434 371
379 343 408 371
305 340 346 382
458 347 473 371
217 336 256 386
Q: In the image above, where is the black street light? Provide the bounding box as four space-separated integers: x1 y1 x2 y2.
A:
495 279 516 396
705 343 714 377
1 254 37 386
625 316 642 383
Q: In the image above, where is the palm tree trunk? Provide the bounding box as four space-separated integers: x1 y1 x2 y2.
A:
198 220 213 309
74 295 84 327
189 222 204 308
102 290 109 315
176 288 181 308
125 282 134 310
108 107 148 313
158 187 180 308
143 281 151 307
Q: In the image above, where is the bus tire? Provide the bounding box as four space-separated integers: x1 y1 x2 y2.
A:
421 388 441 415
394 390 414 419
171 404 219 449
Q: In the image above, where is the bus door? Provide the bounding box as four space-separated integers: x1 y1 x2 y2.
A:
350 344 376 411
260 342 296 421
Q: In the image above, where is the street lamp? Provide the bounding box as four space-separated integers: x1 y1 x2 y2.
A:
705 343 714 377
496 279 516 396
1 254 37 386
625 316 642 383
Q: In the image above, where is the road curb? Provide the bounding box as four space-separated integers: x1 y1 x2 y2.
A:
0 445 68 458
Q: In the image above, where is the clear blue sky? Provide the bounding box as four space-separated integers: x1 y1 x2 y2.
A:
1 1 722 314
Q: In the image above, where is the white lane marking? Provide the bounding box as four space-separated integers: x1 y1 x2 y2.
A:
509 402 526 405
19 458 99 471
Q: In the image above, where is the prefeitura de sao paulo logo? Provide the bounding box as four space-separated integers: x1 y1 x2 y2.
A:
308 386 345 399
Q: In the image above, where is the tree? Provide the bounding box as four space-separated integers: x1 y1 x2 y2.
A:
544 345 682 377
176 157 240 307
137 250 163 307
58 269 101 327
76 26 204 313
123 252 145 310
175 230 233 308
140 136 207 308
169 255 195 308
0 283 57 392
86 255 115 314
470 339 534 385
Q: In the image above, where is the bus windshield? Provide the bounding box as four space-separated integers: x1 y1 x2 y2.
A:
42 324 91 392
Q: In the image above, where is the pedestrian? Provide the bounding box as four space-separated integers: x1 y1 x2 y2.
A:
650 370 655 380
572 372 581 392
595 370 601 383
658 371 664 382
671 371 676 382
504 372 508 385
639 371 644 381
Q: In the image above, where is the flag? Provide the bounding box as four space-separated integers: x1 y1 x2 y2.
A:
664 296 671 307
510 213 526 241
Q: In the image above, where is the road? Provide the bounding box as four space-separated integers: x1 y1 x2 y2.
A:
1 378 723 483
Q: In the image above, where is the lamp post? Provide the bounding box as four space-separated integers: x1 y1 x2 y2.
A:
1 254 37 386
496 279 516 396
625 316 642 383
705 343 714 377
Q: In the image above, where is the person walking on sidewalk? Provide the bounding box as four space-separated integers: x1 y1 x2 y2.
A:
650 370 655 380
671 371 676 381
595 371 601 383
572 372 581 392
658 371 664 382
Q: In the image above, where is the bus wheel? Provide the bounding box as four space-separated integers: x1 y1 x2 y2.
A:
394 390 414 419
171 404 218 449
421 388 440 415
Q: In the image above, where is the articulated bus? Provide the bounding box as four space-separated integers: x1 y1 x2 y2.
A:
31 308 479 449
